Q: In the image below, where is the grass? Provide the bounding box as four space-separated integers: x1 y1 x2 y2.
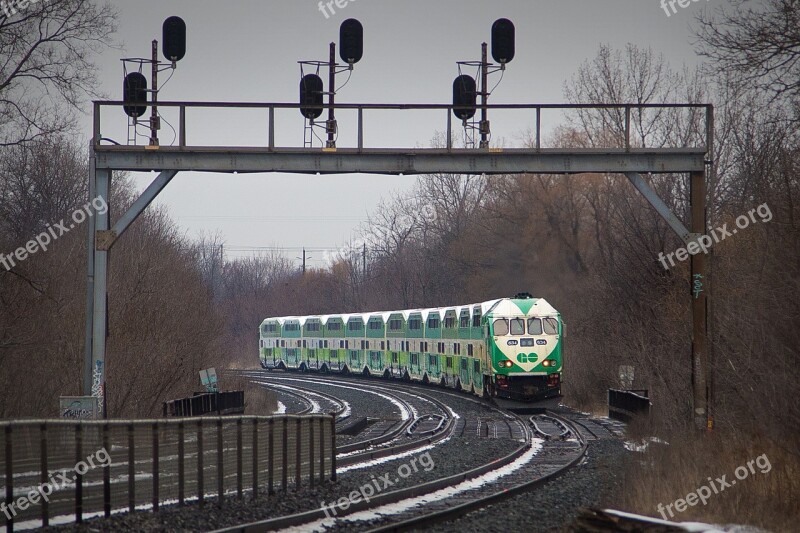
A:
615 421 799 532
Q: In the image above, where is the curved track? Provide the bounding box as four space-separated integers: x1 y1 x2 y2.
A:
213 369 592 533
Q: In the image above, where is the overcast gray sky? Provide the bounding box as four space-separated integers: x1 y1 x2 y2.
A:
85 0 712 266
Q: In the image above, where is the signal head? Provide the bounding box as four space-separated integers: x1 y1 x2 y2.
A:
123 72 148 118
491 18 515 64
339 18 363 64
162 16 186 62
300 74 324 120
452 74 477 121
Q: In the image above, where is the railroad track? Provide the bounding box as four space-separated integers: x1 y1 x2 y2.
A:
212 370 590 533
251 374 458 469
250 379 349 418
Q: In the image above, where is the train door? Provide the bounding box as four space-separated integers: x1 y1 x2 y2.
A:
410 352 421 377
472 359 483 392
369 350 383 372
427 354 440 379
459 357 471 389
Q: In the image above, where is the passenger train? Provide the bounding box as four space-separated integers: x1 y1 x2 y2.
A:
259 294 563 401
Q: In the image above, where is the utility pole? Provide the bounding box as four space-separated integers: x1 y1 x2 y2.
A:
480 42 489 148
303 248 307 275
149 40 160 146
327 43 336 148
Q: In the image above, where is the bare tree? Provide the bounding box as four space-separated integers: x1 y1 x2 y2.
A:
0 0 118 146
695 0 800 111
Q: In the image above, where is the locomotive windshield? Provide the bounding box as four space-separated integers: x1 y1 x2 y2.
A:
493 318 509 335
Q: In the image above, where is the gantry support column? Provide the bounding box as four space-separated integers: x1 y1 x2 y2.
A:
84 156 179 417
690 170 710 430
88 168 110 417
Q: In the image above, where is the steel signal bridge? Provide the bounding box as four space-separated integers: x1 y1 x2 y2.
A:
85 100 713 430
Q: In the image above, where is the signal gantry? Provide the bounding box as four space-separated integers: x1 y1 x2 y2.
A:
121 16 187 146
299 18 363 149
453 18 515 148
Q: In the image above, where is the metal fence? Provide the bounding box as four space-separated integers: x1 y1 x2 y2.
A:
1 415 335 531
608 389 651 422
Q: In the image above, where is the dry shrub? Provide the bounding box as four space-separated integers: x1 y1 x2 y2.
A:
222 374 277 416
618 427 800 531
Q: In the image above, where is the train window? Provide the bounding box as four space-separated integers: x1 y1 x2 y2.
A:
460 316 469 328
472 313 481 327
446 356 453 368
328 322 341 331
429 355 438 367
324 340 329 348
543 318 559 334
409 319 422 330
345 340 349 349
411 353 419 365
473 359 481 373
427 317 439 329
460 358 467 370
444 317 455 328
493 319 509 335
392 352 398 363
510 318 525 335
527 318 543 335
467 344 474 356
454 343 460 355
381 341 385 350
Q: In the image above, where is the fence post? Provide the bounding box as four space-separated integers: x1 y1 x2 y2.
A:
103 422 110 518
128 423 135 513
309 417 315 488
152 422 159 512
40 423 49 526
319 417 325 484
75 424 83 523
295 418 302 490
268 418 275 495
178 421 185 505
5 425 13 533
330 414 337 481
237 418 243 499
198 419 204 506
252 419 259 499
281 418 288 491
217 418 224 505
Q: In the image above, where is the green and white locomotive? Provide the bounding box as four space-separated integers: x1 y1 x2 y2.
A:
259 294 563 401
